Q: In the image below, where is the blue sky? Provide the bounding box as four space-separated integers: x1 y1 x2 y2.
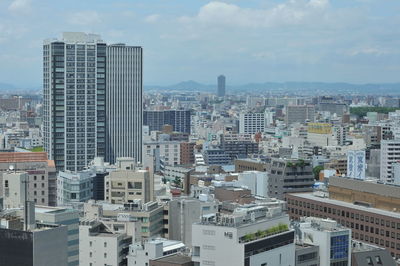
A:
0 0 399 87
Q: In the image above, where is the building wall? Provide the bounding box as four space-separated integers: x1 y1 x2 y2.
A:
286 193 400 259
105 45 143 164
33 225 68 266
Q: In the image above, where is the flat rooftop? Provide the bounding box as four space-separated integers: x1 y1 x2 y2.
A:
289 193 400 219
152 254 192 264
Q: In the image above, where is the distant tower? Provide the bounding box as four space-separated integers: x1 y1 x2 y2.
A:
217 75 226 97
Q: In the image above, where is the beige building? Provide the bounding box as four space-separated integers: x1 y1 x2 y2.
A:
105 167 151 204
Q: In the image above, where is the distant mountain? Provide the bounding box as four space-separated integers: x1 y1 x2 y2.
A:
0 82 16 90
145 81 400 95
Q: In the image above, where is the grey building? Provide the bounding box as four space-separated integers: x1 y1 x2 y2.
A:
202 149 231 165
221 134 259 160
105 44 143 164
43 32 107 171
144 110 191 134
295 244 320 266
217 75 226 97
268 158 314 199
285 105 315 125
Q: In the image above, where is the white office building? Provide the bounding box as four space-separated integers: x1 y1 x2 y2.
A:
239 112 267 134
192 205 295 266
238 171 269 198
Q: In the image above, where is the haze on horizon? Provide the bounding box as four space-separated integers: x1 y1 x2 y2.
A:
0 0 399 88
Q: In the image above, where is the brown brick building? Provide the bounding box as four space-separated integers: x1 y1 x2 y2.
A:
286 192 400 258
180 142 195 165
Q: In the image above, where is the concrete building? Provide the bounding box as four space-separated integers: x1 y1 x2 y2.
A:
234 158 270 173
79 217 138 266
144 141 181 169
167 197 218 247
180 142 195 165
105 162 151 204
285 105 315 125
202 149 231 165
2 172 27 209
57 169 95 206
0 152 57 206
217 75 226 97
351 241 396 266
150 254 193 266
297 217 351 266
0 217 68 266
127 238 186 266
268 158 314 199
192 205 295 266
237 171 269 198
380 139 400 183
239 112 267 134
35 205 80 266
105 44 143 165
295 244 320 266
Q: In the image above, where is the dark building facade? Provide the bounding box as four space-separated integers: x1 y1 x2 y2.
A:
217 75 226 97
144 110 191 133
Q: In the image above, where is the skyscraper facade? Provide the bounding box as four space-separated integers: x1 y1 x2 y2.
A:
143 109 191 133
44 32 143 170
217 74 226 97
105 44 143 164
43 33 106 171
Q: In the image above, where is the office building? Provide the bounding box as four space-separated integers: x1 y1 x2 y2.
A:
105 44 143 164
43 32 106 171
144 110 191 134
202 149 231 165
192 205 295 266
237 171 269 198
285 105 315 125
217 75 226 97
380 139 400 182
35 205 80 266
286 192 400 258
0 152 57 206
0 215 68 266
347 150 366 180
57 169 95 206
296 217 351 266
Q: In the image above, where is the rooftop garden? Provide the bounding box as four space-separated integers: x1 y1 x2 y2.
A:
240 223 289 243
28 146 44 152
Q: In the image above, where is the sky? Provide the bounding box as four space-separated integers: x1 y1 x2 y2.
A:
0 0 399 88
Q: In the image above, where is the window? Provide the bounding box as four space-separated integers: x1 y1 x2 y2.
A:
104 253 107 258
104 242 107 248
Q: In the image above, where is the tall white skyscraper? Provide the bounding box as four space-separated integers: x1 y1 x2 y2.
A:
105 44 143 164
44 33 143 170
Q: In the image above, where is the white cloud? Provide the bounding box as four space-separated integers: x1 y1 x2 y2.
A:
8 0 31 13
179 0 330 28
68 11 102 26
144 14 160 23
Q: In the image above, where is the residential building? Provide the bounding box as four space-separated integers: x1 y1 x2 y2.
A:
144 110 191 134
217 75 225 97
150 254 193 266
105 44 143 164
380 139 400 182
43 32 107 171
202 149 231 165
180 142 195 165
192 205 295 266
221 134 259 160
239 112 266 134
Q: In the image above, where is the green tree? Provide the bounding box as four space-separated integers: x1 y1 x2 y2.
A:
313 165 324 180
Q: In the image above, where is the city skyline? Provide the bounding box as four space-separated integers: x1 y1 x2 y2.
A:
0 0 400 88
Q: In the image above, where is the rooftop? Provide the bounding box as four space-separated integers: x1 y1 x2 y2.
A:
151 253 192 264
289 192 400 219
